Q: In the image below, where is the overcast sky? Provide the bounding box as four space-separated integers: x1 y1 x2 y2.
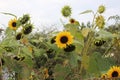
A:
0 0 120 31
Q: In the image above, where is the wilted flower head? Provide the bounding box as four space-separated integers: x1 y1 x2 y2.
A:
98 5 105 14
61 5 72 17
19 14 30 25
64 44 76 52
16 33 23 40
50 36 56 44
23 23 33 35
95 15 105 29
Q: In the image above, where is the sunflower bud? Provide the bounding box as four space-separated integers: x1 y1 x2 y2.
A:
95 15 105 29
61 5 72 17
98 5 105 14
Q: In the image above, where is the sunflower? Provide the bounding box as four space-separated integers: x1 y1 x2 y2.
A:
23 23 33 35
95 15 105 29
13 55 25 61
64 44 76 52
16 33 23 40
19 14 30 25
55 31 73 48
50 36 56 44
61 5 72 17
94 39 106 46
69 18 75 24
8 18 17 30
98 5 105 14
101 74 108 78
107 66 120 78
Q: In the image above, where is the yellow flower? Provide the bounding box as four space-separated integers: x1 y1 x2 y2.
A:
8 18 17 30
101 74 108 78
107 66 120 78
95 15 105 29
98 5 105 14
28 46 33 53
43 68 49 79
55 31 73 48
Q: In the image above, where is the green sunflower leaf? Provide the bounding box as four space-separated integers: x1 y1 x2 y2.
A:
54 64 71 80
64 23 84 44
87 52 115 77
68 52 80 68
21 46 33 58
1 12 17 18
80 10 93 14
5 27 14 35
96 30 114 39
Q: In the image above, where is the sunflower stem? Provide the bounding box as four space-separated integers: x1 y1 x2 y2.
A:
79 12 96 75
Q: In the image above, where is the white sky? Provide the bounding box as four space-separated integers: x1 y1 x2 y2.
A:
0 0 120 31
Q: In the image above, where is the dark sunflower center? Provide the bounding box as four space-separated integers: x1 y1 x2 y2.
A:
70 19 75 23
102 75 105 78
12 22 16 27
112 71 119 77
60 36 68 43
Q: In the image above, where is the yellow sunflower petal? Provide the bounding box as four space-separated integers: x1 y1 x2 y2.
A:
55 31 73 48
107 66 120 78
8 18 17 30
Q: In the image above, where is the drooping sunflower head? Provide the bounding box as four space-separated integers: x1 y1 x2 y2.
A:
19 14 30 25
101 74 108 78
55 31 73 48
23 23 33 35
64 44 76 52
107 66 120 78
8 18 17 30
61 5 72 17
46 49 55 59
98 5 105 14
95 15 105 29
94 39 106 46
50 36 56 44
13 55 25 61
16 33 23 40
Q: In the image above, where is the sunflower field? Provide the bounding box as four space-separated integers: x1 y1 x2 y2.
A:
0 5 120 80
